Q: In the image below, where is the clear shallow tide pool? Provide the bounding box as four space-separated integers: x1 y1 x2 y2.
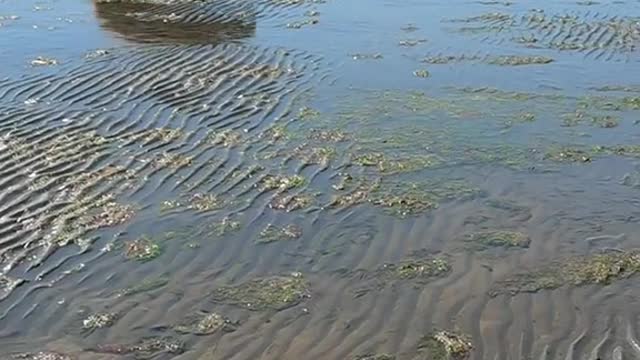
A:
1 0 640 359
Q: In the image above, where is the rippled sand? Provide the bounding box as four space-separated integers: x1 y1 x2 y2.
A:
2 0 640 359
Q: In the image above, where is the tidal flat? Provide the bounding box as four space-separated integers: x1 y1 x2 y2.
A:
1 0 640 359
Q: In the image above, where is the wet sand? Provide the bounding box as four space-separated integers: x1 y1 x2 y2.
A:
2 0 640 359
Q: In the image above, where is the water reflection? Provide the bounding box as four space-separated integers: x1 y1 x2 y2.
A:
93 1 256 44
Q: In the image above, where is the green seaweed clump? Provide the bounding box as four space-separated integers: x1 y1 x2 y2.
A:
82 312 118 331
490 249 640 296
378 155 442 174
160 200 181 212
174 312 236 335
450 11 640 58
123 128 184 144
270 193 315 211
211 217 241 236
561 110 620 129
591 85 640 92
52 196 136 247
331 182 376 208
502 112 536 128
259 125 289 143
93 336 184 358
298 106 321 120
211 272 310 310
353 153 385 167
293 145 336 166
153 152 193 169
239 64 283 79
206 129 242 148
378 257 451 281
368 180 480 217
576 96 625 111
561 111 586 127
562 112 619 128
591 115 619 128
9 352 73 360
622 97 640 109
417 331 473 360
287 193 315 211
369 188 439 217
66 166 136 196
488 55 553 66
463 230 530 249
260 175 306 191
124 236 162 262
544 147 592 162
88 201 136 229
595 145 640 158
544 145 640 162
258 224 303 244
518 112 536 122
421 55 463 64
307 129 349 142
188 193 223 212
332 173 354 191
353 153 441 174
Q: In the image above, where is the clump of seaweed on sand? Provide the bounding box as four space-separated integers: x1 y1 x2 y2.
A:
90 337 184 358
417 330 473 360
270 192 316 212
490 249 640 296
211 272 310 311
9 352 74 360
124 236 162 262
257 224 303 244
173 312 237 335
260 174 306 192
376 256 452 282
82 312 119 332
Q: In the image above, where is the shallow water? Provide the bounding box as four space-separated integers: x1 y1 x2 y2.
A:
2 0 640 359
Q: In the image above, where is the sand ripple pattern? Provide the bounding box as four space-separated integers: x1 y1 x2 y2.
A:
4 1 640 360
4 46 640 359
450 10 640 61
0 42 325 333
3 45 640 359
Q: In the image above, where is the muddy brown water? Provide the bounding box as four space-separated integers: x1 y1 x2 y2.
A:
2 0 640 359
